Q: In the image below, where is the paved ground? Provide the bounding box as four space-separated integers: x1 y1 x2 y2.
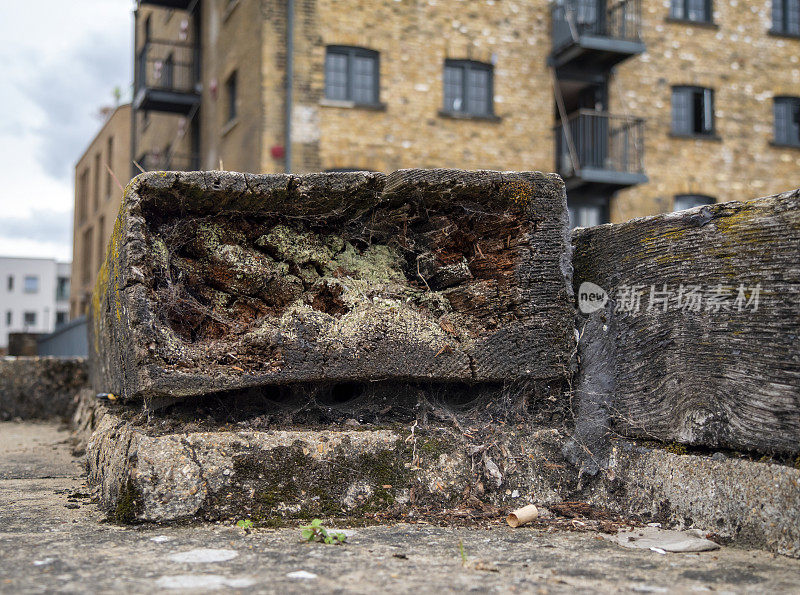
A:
1 422 799 594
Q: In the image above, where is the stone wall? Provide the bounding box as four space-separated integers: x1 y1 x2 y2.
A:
0 357 87 421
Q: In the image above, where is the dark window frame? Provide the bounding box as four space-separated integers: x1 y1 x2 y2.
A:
771 0 800 36
673 194 715 211
671 86 717 138
225 70 238 123
442 59 495 118
669 0 713 23
324 46 380 106
774 96 800 147
23 311 36 327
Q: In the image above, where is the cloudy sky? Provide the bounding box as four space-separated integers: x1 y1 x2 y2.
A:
0 1 134 262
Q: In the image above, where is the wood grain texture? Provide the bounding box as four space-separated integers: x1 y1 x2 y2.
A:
90 170 574 401
573 189 800 455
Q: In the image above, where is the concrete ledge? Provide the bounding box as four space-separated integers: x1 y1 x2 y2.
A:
0 357 87 421
76 395 800 557
592 441 800 559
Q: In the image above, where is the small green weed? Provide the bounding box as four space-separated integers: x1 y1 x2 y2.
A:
301 519 347 545
458 539 467 565
236 519 254 533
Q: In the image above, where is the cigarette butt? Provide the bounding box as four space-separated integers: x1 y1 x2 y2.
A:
507 505 538 528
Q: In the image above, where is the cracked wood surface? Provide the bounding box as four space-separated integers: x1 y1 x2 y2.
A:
90 169 574 401
572 189 800 456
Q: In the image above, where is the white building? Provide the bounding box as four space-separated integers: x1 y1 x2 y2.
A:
0 257 71 351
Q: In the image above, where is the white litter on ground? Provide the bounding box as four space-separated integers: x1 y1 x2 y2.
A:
168 549 239 563
155 574 255 590
606 528 720 553
286 570 318 580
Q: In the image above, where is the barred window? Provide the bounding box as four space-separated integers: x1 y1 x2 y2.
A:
772 0 800 35
670 0 713 23
443 60 493 117
774 97 800 147
672 86 715 136
324 47 379 105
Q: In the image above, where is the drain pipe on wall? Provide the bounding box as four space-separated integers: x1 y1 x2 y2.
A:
285 0 294 174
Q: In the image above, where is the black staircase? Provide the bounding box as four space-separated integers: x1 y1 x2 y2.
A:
134 40 200 114
132 2 201 178
550 0 647 226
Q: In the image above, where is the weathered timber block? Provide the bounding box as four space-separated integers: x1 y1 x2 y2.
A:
573 189 800 456
90 169 573 401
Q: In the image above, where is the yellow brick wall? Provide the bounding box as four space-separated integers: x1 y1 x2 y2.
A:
70 104 131 318
199 0 265 173
610 0 800 221
289 0 555 174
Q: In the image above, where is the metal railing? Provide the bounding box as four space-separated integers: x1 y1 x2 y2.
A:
138 152 200 172
135 40 197 93
554 109 645 176
551 0 642 50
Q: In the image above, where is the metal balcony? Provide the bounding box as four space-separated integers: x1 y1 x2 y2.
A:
137 152 200 175
550 0 645 71
134 40 200 115
555 110 647 193
137 0 194 9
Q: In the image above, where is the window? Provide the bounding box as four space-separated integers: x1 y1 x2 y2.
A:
443 60 494 117
6 275 13 292
568 204 606 229
94 153 101 212
106 137 114 198
97 216 106 272
672 86 715 137
56 311 68 328
670 0 713 23
23 312 36 328
772 0 800 36
225 71 237 122
23 276 39 294
78 169 89 223
56 277 70 302
5 311 10 326
324 46 379 105
674 194 715 211
774 97 800 147
82 227 94 286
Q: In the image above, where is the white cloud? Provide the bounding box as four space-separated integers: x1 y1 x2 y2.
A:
0 0 134 261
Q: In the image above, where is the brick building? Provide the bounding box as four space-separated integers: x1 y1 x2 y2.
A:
70 104 131 318
71 0 800 315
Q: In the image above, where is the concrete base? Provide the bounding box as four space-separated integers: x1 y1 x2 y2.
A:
76 395 800 558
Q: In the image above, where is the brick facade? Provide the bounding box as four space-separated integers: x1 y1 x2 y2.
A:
72 0 800 314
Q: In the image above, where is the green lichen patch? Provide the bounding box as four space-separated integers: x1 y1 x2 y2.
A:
110 478 143 525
